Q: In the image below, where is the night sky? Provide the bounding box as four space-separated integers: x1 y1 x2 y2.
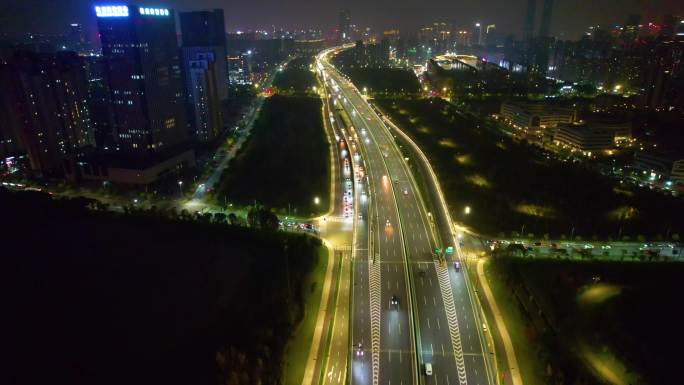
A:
1 0 683 40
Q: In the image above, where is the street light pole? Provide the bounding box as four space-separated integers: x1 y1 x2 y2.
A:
178 181 183 196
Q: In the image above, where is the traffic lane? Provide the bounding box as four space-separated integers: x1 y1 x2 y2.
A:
379 352 412 385
388 119 492 385
330 62 491 385
364 124 415 385
447 267 484 354
412 263 461 379
372 121 467 385
447 273 491 385
423 352 460 385
349 104 372 385
379 263 412 385
332 66 445 384
366 89 491 378
360 97 485 385
352 203 372 383
411 278 459 385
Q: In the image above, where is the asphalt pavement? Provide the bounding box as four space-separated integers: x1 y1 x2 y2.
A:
318 47 494 385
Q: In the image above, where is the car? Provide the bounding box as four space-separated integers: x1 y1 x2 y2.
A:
385 219 391 227
355 342 364 356
403 188 408 195
454 261 461 271
394 179 399 184
424 363 433 376
482 323 488 332
390 295 399 307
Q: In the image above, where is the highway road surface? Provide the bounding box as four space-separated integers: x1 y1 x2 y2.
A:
319 48 417 385
317 47 495 385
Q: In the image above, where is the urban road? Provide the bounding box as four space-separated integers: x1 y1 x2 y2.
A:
317 47 496 385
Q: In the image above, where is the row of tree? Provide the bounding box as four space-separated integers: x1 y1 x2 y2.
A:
4 187 322 385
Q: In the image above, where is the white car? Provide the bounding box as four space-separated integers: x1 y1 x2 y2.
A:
424 363 433 376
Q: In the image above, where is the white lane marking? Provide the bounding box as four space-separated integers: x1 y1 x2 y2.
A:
435 262 468 384
368 250 381 385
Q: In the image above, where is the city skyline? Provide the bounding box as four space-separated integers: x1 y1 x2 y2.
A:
3 2 684 385
1 0 684 40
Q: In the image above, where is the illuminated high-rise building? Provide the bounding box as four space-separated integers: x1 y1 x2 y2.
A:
538 0 554 38
523 0 537 69
339 9 352 42
534 0 555 74
180 9 227 100
523 0 537 41
473 22 483 46
1 50 93 175
66 23 89 54
95 4 189 155
180 9 227 143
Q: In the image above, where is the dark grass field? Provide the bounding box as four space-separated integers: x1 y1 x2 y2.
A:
490 257 684 384
375 97 684 240
218 95 330 217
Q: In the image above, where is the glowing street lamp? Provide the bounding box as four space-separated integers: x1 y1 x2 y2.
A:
178 180 183 195
464 206 471 215
314 196 320 205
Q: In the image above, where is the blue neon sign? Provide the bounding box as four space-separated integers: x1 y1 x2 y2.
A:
95 5 129 17
139 7 170 16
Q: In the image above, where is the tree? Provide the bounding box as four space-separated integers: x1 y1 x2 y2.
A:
228 213 238 226
213 213 227 224
247 206 260 227
258 208 279 231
